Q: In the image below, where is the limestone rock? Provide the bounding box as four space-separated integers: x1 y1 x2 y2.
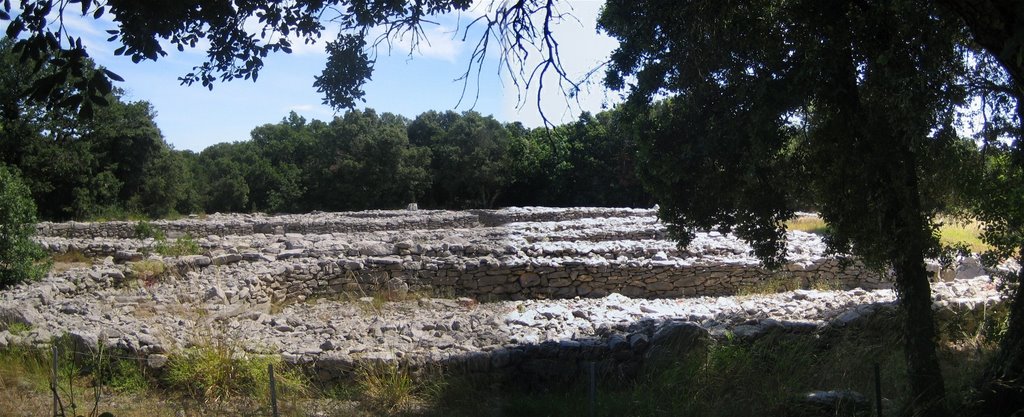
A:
0 304 42 330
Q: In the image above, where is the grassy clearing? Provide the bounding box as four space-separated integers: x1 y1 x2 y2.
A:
785 215 829 235
786 215 992 254
938 219 992 254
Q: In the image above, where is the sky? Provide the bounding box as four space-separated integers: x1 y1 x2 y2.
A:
55 1 619 152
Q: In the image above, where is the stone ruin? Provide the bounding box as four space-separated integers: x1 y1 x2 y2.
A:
34 207 893 303
0 207 1013 385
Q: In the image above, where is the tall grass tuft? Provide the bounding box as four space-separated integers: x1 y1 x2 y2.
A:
355 361 422 413
164 340 306 403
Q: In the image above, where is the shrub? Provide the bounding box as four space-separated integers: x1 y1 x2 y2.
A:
133 220 164 240
0 165 49 289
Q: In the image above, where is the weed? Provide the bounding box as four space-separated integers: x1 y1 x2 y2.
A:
106 358 148 394
738 271 843 296
128 259 167 286
354 361 421 413
785 215 828 235
153 234 202 257
165 339 306 403
51 250 91 264
6 322 31 335
133 221 165 240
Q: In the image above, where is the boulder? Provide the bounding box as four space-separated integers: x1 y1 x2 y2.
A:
0 304 42 330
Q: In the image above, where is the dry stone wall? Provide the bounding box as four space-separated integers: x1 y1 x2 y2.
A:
35 208 893 301
8 207 1016 385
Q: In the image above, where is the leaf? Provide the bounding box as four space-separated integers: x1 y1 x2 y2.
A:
89 94 108 106
79 101 93 119
57 94 83 109
80 0 89 16
105 29 118 35
102 68 124 82
114 45 126 56
106 35 117 42
0 10 9 20
5 18 23 38
93 6 103 19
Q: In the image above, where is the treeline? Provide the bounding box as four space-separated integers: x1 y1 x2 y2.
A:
1 40 651 220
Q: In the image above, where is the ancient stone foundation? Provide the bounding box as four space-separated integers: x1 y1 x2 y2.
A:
35 207 889 302
10 207 1010 386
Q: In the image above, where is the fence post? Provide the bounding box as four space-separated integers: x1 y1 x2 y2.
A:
874 363 883 417
268 363 280 417
51 345 59 417
588 361 597 417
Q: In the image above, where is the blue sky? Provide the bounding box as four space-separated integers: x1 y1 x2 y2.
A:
55 1 618 151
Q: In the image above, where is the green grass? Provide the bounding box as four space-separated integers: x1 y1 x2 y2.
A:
785 216 829 235
939 219 992 254
354 362 423 413
164 340 307 403
152 234 202 257
5 322 31 335
128 259 168 286
787 215 992 254
0 305 1007 417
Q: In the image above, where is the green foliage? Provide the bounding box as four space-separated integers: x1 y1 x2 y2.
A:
316 34 373 110
1 39 198 222
597 1 1015 412
133 221 164 240
165 343 306 403
153 235 200 257
127 259 167 286
354 361 423 413
105 359 147 394
0 165 48 288
6 322 30 335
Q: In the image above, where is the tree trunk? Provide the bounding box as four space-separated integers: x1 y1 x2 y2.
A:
894 252 950 416
890 145 950 417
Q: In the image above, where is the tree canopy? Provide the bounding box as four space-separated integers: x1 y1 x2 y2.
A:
599 0 1021 415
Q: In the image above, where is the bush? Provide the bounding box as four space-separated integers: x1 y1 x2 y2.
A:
0 165 49 288
133 220 164 240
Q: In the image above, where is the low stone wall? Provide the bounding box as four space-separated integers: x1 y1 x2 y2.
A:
470 207 656 227
157 256 882 305
35 210 481 239
35 207 899 301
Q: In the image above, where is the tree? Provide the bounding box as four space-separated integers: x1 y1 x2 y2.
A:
0 165 47 288
2 0 582 121
598 0 1001 415
409 111 512 208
